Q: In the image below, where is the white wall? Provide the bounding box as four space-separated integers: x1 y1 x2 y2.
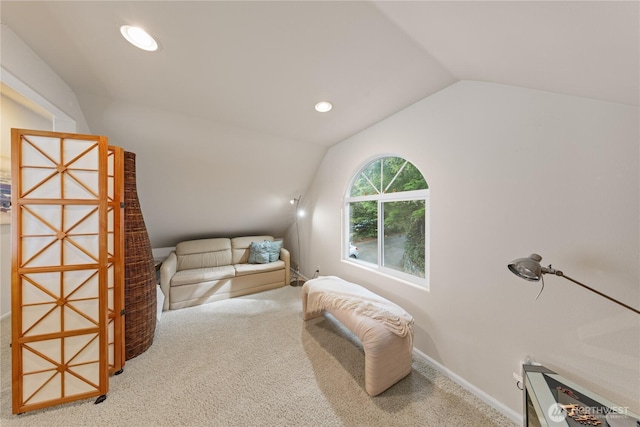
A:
301 80 639 418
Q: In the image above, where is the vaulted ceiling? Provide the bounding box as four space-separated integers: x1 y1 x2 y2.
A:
3 1 637 146
1 1 638 246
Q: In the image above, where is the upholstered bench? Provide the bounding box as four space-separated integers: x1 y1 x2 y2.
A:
301 276 414 396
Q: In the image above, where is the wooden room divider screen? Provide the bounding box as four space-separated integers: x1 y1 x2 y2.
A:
10 129 125 414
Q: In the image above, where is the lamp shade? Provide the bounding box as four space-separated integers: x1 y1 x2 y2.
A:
508 254 543 281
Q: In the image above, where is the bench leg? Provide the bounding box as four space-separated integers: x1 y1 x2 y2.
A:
330 306 413 396
301 285 324 320
362 329 413 396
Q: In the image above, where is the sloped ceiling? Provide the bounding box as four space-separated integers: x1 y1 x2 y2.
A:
1 1 638 247
376 1 639 107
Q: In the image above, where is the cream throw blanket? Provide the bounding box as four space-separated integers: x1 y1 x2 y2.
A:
304 276 414 337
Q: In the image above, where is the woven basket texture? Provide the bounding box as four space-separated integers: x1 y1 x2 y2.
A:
124 151 157 360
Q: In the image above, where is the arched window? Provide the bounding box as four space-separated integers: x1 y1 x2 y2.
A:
345 156 429 287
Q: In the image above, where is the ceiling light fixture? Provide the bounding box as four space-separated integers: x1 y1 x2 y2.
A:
120 25 159 52
314 101 332 113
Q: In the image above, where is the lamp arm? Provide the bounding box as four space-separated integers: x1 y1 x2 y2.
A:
552 271 640 315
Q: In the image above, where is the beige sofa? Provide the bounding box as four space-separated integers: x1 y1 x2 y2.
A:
160 235 290 310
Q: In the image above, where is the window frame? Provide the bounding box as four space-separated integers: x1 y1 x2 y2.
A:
344 156 430 288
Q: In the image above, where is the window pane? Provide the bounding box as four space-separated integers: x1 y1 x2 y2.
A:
349 201 378 264
389 162 429 192
384 158 428 193
382 157 405 192
350 159 381 196
383 200 425 278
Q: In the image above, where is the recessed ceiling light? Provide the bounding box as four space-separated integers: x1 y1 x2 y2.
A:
314 101 332 113
120 25 159 52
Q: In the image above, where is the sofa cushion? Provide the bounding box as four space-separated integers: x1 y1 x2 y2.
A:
171 265 236 286
231 235 273 264
176 238 232 271
248 240 271 264
234 260 285 277
268 240 283 262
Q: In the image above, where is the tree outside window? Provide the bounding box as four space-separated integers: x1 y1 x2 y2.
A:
346 156 429 285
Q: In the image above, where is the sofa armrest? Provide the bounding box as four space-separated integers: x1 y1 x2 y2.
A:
280 247 290 285
160 251 177 311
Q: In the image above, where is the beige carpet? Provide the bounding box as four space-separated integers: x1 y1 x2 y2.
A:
1 286 517 426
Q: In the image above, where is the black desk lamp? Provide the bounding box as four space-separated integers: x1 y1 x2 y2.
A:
508 253 639 315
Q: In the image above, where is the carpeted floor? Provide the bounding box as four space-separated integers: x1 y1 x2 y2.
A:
1 286 517 426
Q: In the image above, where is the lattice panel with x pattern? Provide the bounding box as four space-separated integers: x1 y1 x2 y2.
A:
19 135 101 200
20 204 101 267
19 270 102 404
12 130 115 414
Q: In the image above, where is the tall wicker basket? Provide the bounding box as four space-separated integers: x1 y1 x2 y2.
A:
123 151 157 360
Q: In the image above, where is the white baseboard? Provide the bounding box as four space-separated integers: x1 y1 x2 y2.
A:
0 311 9 321
412 348 522 425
